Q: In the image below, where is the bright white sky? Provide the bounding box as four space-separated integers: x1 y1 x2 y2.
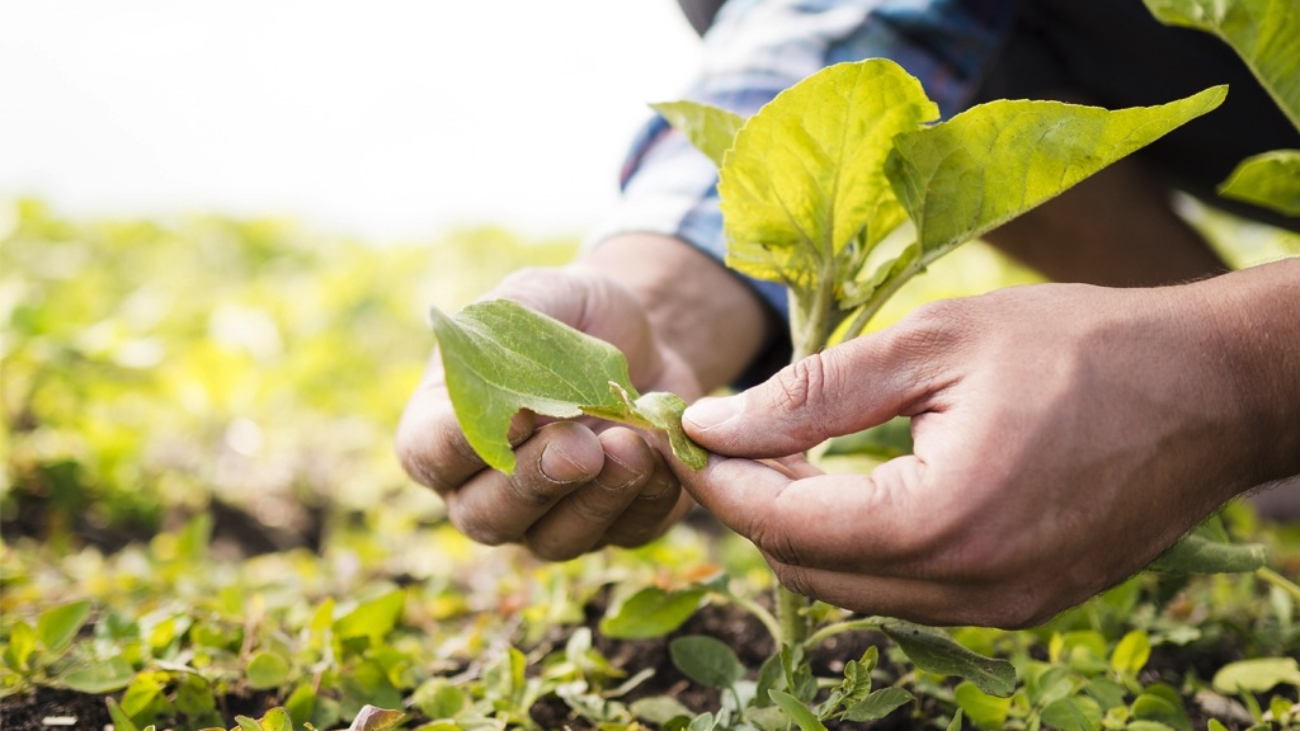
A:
0 2 702 241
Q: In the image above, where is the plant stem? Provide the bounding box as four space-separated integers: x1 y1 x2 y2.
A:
776 585 811 647
801 617 887 652
1256 566 1300 604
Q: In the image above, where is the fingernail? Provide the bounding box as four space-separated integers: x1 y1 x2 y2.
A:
539 443 585 483
683 395 741 431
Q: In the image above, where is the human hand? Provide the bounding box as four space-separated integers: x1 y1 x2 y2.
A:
397 265 703 560
677 273 1298 628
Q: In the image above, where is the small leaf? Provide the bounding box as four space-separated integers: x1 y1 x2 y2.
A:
430 299 638 474
175 674 216 716
601 586 705 639
61 656 135 694
285 684 317 725
882 621 1015 697
945 709 964 731
769 690 829 731
3 622 36 671
670 636 745 689
346 705 405 731
259 708 293 731
823 417 913 459
236 716 264 731
1132 691 1191 731
633 392 708 470
886 87 1227 264
412 678 468 720
1212 657 1300 694
1111 630 1152 677
246 650 292 690
1218 150 1300 216
954 681 1012 730
334 590 404 643
37 600 91 656
631 696 695 725
652 101 745 168
1041 696 1102 731
841 687 912 723
107 698 141 731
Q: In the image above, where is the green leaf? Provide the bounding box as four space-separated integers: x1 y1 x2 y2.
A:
107 697 141 731
430 299 706 472
841 687 912 723
631 696 695 725
246 650 292 690
1218 150 1300 216
954 681 1012 730
236 715 264 731
946 709 964 731
881 621 1015 697
61 656 135 693
718 59 937 289
769 690 829 731
1111 630 1152 677
1143 0 1300 130
37 600 91 655
652 100 745 168
670 636 745 689
633 391 708 470
176 674 217 716
4 622 36 671
886 87 1227 263
285 683 317 725
347 706 405 731
412 678 468 720
601 586 705 639
334 590 404 643
259 708 293 731
1041 696 1103 731
1132 691 1191 731
1148 526 1268 573
1212 657 1300 694
431 299 637 473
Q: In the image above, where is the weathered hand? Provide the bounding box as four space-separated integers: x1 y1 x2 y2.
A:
397 265 702 560
679 262 1300 628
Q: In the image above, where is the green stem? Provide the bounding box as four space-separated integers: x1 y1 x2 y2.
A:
724 592 784 647
801 617 887 652
1256 566 1300 604
838 246 923 344
777 584 812 646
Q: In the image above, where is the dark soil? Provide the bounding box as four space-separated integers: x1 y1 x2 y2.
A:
1 687 112 731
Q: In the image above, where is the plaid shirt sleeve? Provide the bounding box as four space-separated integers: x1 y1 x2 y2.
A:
586 0 1021 329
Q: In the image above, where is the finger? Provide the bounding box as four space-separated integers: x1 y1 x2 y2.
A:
396 375 537 496
443 421 603 546
682 319 952 458
679 453 951 577
524 428 657 561
601 447 691 549
762 559 1059 629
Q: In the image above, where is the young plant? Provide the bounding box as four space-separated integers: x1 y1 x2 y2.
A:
429 55 1273 726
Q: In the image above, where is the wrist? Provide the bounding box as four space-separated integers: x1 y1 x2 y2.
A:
1192 258 1300 494
578 233 778 391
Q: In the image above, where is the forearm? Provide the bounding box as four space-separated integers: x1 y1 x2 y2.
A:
1198 256 1300 491
579 233 776 393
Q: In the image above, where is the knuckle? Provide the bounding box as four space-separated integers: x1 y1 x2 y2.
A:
506 471 565 509
450 505 514 547
565 488 620 525
772 353 831 415
396 437 454 494
770 562 816 601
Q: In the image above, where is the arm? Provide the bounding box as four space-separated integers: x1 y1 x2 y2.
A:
678 257 1300 627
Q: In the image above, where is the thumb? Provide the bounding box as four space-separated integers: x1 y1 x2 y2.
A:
682 332 933 458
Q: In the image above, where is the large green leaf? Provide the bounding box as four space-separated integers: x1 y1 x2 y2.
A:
1144 0 1300 131
652 101 745 169
431 299 636 474
1212 657 1300 693
1147 524 1268 573
881 621 1016 697
37 600 91 656
718 59 937 289
885 87 1227 262
1219 149 1300 215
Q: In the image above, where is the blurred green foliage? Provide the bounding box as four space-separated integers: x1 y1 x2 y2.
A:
1 198 575 549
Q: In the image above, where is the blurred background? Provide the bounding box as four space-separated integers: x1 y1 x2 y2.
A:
0 1 700 239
